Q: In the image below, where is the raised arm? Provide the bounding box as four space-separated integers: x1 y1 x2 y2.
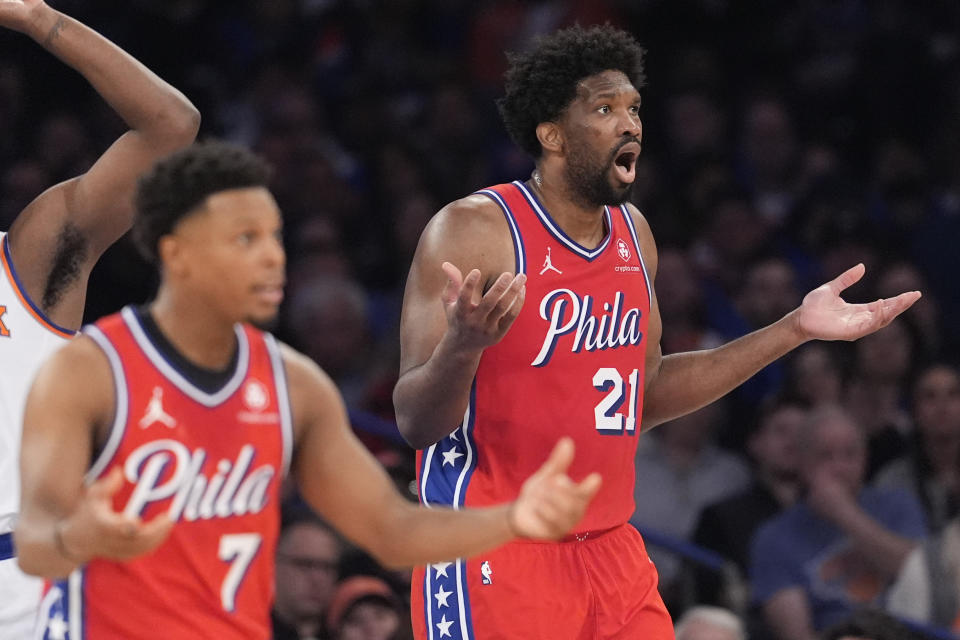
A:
2 0 200 329
289 347 600 568
634 208 921 430
15 337 172 579
393 195 523 448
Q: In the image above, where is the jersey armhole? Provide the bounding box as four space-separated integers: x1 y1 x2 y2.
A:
83 326 129 483
619 205 653 309
475 189 526 275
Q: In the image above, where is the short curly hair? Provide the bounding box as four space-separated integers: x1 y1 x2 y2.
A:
497 25 646 158
133 140 272 264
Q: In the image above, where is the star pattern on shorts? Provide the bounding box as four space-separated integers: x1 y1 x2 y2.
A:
432 560 453 578
436 614 455 638
441 447 464 467
434 584 453 608
47 613 67 640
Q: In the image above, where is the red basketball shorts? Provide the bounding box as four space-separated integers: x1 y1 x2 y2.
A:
411 523 675 639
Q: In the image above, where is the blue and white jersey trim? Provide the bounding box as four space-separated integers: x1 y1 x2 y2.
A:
121 306 249 408
476 188 526 275
36 570 84 640
513 181 613 261
618 205 653 308
418 382 478 639
83 326 129 483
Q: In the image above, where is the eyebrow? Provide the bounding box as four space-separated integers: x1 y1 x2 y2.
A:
587 88 641 101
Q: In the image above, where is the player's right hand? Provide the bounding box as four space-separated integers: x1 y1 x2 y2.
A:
440 261 526 351
509 438 602 540
58 468 173 563
0 0 46 33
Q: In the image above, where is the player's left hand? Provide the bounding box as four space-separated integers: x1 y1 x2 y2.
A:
0 0 46 33
794 263 920 342
509 438 602 540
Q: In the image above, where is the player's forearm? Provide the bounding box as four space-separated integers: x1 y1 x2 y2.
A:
13 515 79 580
641 312 806 429
369 501 514 569
394 334 483 448
24 6 199 143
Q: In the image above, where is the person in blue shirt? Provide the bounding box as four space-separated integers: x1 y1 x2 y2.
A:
750 405 927 640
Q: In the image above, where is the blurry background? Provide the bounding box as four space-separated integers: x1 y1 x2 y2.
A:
3 1 959 639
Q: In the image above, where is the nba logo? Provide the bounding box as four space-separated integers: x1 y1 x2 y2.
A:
481 561 493 585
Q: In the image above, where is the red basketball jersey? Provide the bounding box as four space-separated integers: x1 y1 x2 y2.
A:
37 307 293 640
417 181 652 531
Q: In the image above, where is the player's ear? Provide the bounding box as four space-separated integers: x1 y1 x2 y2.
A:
158 234 187 277
536 121 563 154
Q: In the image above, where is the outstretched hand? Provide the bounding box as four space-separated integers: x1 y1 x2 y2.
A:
0 0 46 33
509 438 602 540
440 261 526 352
795 263 921 342
58 468 173 564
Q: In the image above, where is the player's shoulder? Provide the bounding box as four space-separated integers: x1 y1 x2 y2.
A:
32 333 113 403
621 201 652 234
414 192 515 273
620 201 657 268
428 193 509 238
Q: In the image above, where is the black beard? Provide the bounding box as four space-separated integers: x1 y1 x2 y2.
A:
563 143 634 208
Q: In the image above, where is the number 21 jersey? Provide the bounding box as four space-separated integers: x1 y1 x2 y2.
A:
417 181 652 533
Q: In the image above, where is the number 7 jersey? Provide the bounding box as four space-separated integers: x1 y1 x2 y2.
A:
417 181 652 533
37 307 294 640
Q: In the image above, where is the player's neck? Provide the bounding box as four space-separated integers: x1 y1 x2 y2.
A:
530 168 608 249
149 288 238 370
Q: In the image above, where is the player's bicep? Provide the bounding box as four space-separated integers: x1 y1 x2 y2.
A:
70 130 184 251
397 236 453 375
398 197 513 374
286 353 401 551
20 338 111 521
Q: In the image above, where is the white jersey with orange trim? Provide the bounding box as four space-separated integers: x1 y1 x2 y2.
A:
0 232 74 535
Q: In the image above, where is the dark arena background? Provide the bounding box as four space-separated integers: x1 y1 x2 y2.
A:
2 2 960 639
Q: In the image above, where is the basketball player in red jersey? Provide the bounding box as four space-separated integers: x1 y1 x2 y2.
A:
14 141 601 640
394 25 921 639
0 1 198 636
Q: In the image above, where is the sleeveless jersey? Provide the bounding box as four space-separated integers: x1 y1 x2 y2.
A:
0 232 74 535
417 181 652 531
37 306 294 640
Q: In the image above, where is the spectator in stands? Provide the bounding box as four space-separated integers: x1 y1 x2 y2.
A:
693 397 808 606
675 605 747 640
273 506 344 640
326 575 411 640
821 608 924 640
873 363 960 533
750 406 927 640
886 515 960 633
632 400 751 610
844 319 917 478
783 343 846 410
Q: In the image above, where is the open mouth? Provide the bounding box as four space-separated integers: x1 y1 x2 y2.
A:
612 142 640 184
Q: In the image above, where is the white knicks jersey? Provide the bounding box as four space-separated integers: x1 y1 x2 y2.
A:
0 232 74 534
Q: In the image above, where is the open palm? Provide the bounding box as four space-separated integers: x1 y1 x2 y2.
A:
0 0 44 32
796 264 921 341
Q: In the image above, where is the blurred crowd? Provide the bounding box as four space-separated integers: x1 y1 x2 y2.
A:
2 1 960 639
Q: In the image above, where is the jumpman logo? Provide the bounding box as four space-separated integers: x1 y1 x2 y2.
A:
540 247 562 275
139 386 177 429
